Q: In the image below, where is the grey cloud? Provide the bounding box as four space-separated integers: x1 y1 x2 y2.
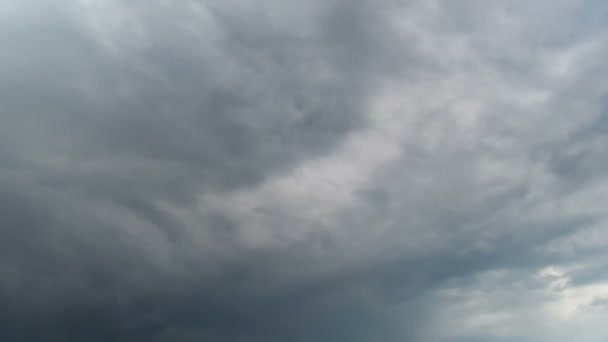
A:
1 0 608 341
0 0 429 341
2 0 405 199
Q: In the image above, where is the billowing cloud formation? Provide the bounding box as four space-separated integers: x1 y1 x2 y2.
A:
1 0 608 341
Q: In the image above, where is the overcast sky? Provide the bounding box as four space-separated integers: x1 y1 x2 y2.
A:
1 0 608 341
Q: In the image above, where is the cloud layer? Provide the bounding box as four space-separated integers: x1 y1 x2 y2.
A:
1 0 608 341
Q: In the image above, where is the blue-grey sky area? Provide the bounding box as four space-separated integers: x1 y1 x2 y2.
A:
1 1 608 341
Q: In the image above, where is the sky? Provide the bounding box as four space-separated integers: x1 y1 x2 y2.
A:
1 0 608 341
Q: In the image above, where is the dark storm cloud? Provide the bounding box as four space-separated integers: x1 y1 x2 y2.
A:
0 0 429 341
2 0 608 341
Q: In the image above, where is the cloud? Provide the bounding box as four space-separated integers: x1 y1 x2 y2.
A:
1 0 608 341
